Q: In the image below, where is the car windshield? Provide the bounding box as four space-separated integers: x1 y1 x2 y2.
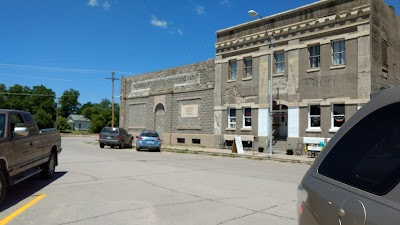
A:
0 114 4 138
141 132 159 137
102 127 119 134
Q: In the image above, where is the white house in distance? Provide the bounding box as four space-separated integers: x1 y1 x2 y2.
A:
67 114 91 131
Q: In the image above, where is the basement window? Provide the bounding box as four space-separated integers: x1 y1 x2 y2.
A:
192 139 201 144
177 138 185 144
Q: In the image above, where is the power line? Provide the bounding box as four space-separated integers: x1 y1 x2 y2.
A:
0 63 134 74
0 73 74 82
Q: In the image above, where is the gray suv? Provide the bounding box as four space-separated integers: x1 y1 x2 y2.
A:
298 87 400 225
99 127 133 149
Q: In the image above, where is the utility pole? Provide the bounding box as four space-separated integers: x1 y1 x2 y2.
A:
106 72 119 128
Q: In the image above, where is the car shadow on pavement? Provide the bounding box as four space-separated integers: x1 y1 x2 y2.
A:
0 171 67 212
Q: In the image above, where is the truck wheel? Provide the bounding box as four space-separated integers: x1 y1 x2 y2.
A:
0 171 6 206
41 152 56 179
100 143 105 148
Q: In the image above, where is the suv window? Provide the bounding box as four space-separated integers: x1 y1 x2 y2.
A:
141 132 159 137
101 127 119 134
319 102 400 195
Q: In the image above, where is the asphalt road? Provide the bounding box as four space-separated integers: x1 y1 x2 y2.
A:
0 136 310 225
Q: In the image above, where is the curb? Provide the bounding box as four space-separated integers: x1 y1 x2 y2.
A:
161 148 314 165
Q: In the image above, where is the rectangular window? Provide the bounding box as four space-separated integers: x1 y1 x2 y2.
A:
309 45 320 68
275 52 285 73
332 104 345 128
192 139 201 144
309 105 321 128
332 40 345 65
177 138 185 143
244 58 252 78
228 108 236 129
229 60 237 80
382 38 388 67
243 108 252 128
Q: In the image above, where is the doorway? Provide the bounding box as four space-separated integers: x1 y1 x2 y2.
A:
154 103 165 138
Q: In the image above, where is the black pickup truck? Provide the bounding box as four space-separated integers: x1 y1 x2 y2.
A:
0 109 62 206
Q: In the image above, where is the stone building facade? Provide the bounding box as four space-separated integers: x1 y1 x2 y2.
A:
214 0 400 150
120 60 215 146
121 0 400 150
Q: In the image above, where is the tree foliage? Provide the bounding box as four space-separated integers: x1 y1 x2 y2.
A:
0 84 119 132
56 116 71 131
59 89 80 118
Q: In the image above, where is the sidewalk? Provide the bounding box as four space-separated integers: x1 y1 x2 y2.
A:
161 145 315 165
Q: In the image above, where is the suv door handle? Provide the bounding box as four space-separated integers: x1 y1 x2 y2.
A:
338 208 346 218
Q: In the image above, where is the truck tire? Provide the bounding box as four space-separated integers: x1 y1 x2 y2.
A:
100 143 105 148
0 171 6 206
41 152 56 179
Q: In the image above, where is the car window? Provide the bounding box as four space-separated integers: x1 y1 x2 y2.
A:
102 127 119 134
141 132 159 137
319 102 400 196
0 114 4 138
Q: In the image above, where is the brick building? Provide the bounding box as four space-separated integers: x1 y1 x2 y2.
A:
214 0 400 152
120 60 215 146
121 0 400 151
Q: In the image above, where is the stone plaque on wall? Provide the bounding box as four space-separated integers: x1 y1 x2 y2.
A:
181 105 199 118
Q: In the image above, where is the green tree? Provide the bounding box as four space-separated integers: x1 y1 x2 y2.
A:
59 89 80 118
56 116 71 131
34 109 54 129
30 85 56 119
0 84 7 109
6 84 31 111
90 114 108 133
77 102 94 115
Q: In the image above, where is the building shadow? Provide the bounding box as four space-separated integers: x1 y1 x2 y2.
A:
0 171 67 212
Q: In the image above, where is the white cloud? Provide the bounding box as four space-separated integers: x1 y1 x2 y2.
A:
88 0 111 10
88 0 99 7
195 5 205 15
101 1 111 10
177 28 184 36
151 16 168 29
219 0 230 6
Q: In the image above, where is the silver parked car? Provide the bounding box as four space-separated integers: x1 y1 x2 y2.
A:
136 130 161 152
99 127 133 149
298 87 400 225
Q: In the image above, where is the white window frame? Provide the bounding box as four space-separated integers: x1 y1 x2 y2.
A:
275 51 285 73
244 58 252 78
332 40 345 65
243 108 252 128
331 104 345 131
229 60 237 80
309 45 321 68
308 105 321 130
228 108 236 129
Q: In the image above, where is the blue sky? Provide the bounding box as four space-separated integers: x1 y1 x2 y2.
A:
0 0 399 104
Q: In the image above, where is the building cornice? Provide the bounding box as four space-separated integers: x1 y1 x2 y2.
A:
215 5 370 50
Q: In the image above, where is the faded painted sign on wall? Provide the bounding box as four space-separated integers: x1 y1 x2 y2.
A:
181 105 199 118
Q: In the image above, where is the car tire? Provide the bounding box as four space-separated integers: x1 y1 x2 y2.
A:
0 170 6 207
157 148 161 152
100 143 105 148
119 141 124 149
41 152 56 179
128 140 133 148
136 146 140 151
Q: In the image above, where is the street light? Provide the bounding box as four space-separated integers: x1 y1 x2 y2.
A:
248 9 274 156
